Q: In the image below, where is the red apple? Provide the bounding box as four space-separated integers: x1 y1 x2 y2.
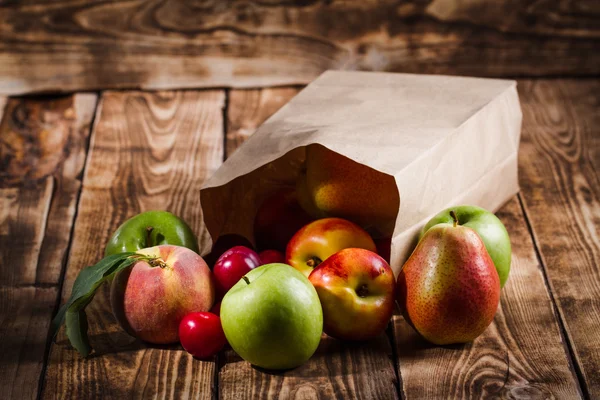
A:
309 248 395 341
205 234 254 268
254 189 312 252
179 312 226 359
286 217 377 277
213 246 261 297
110 245 215 344
258 249 286 265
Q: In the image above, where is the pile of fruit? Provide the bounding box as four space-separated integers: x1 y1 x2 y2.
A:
51 147 511 371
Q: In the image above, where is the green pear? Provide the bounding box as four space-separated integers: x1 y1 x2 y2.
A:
398 211 501 345
421 205 511 287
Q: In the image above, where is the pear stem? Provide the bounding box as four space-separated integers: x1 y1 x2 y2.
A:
145 226 154 248
242 276 250 285
450 210 459 227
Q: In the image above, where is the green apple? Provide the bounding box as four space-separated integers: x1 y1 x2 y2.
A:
420 205 511 287
220 263 323 370
105 211 199 256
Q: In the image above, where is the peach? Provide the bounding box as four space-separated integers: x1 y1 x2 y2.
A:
110 245 215 344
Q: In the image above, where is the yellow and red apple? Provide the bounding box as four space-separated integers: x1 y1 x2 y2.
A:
286 217 377 277
308 248 395 341
110 245 215 344
296 144 399 235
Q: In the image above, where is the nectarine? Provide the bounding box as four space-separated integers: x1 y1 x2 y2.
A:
110 245 215 344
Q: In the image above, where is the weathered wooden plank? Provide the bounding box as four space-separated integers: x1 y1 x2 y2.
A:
220 87 399 400
220 333 398 400
0 94 98 400
42 90 225 399
0 287 58 400
0 94 98 284
393 197 581 398
518 79 600 398
0 180 53 286
0 180 55 400
36 94 98 285
1 1 599 95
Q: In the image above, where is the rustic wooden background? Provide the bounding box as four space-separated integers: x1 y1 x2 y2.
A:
0 0 599 399
1 0 599 95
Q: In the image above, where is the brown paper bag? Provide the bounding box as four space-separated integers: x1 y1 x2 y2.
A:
200 71 522 275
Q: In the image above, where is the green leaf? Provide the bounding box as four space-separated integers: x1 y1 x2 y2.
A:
50 251 151 356
51 253 132 338
66 310 90 357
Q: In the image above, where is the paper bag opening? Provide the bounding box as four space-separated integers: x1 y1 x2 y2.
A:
200 143 401 258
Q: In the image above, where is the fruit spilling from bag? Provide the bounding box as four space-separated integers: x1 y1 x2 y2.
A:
52 156 511 371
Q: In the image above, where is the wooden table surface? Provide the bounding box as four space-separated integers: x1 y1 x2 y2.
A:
0 79 598 399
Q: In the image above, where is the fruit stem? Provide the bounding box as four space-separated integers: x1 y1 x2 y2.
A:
148 257 168 269
145 226 154 248
356 284 369 298
450 210 459 227
306 256 322 269
242 276 250 285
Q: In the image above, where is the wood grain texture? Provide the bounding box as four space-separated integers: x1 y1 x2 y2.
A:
0 179 53 286
42 90 225 399
0 94 97 400
36 94 98 285
0 287 58 400
0 181 55 400
393 197 581 398
220 334 398 400
518 79 600 398
1 1 599 95
0 94 98 284
227 88 301 158
221 90 399 400
0 95 88 187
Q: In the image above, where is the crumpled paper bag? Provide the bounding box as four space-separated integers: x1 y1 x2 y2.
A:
200 71 522 276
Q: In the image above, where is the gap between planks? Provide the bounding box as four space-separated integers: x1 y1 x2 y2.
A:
517 79 600 398
41 89 225 399
221 87 400 400
517 193 587 399
0 93 99 400
38 92 102 400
